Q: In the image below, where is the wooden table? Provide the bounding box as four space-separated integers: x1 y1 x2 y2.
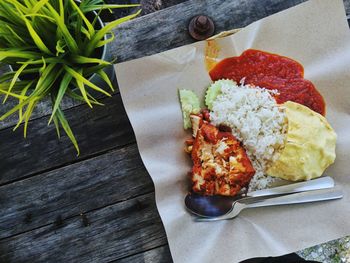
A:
1 0 349 262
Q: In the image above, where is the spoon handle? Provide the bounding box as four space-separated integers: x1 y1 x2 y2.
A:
195 189 343 222
248 176 334 197
245 188 343 209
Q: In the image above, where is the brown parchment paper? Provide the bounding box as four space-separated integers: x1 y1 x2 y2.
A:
115 0 350 262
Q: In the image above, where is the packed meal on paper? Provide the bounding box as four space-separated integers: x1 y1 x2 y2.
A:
179 49 336 196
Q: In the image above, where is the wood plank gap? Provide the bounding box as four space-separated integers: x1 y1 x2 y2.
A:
0 140 136 188
0 189 155 242
109 244 170 263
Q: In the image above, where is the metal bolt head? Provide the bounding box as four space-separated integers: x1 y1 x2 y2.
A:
195 16 209 32
189 15 215 41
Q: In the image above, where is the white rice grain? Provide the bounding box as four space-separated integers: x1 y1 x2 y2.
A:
210 80 287 191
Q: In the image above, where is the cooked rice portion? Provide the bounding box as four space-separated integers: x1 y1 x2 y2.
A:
210 80 287 190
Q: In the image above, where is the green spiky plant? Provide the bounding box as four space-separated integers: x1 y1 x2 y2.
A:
0 0 140 154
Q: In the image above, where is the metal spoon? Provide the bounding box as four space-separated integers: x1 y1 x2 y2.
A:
195 188 343 222
185 176 334 217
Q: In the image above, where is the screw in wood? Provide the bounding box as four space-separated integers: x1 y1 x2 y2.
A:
188 15 215 41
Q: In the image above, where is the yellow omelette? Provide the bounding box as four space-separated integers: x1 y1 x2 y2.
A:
267 101 336 181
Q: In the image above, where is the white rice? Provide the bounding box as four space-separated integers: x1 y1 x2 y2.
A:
210 79 287 191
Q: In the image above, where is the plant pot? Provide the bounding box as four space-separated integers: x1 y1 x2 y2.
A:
88 43 116 91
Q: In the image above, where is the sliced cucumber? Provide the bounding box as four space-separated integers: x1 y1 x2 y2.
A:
179 89 200 129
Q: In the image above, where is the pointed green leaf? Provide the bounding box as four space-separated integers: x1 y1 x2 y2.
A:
70 55 110 65
0 85 28 100
0 97 31 121
55 107 80 155
39 56 46 73
56 39 66 56
58 0 64 22
0 50 39 61
18 57 64 65
22 16 52 54
69 0 94 37
0 2 25 25
32 63 57 96
45 2 79 53
48 72 73 124
96 69 114 91
64 65 111 97
23 0 34 8
85 9 141 56
23 98 38 137
84 65 108 76
86 92 104 105
30 0 49 14
3 61 29 103
52 113 61 138
75 70 93 108
5 24 26 44
4 0 28 13
95 32 115 48
24 13 55 22
65 89 103 106
13 81 33 131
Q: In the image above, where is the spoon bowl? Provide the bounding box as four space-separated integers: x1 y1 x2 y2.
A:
185 193 242 217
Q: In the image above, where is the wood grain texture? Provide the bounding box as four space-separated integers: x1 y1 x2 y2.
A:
114 245 172 263
0 93 134 185
111 0 350 63
0 144 153 239
0 193 168 263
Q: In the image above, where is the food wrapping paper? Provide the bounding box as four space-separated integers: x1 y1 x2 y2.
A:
115 0 350 261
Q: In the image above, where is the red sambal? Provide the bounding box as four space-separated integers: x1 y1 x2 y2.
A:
209 49 325 115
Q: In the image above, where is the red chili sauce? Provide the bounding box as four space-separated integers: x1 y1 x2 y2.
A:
209 49 325 115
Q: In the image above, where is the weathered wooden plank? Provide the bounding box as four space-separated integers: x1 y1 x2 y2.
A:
112 0 350 63
0 193 168 263
0 144 154 239
114 245 172 263
0 93 135 185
